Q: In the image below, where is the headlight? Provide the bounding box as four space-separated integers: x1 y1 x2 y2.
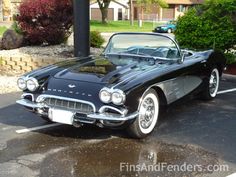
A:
26 78 39 92
111 90 126 105
99 88 111 103
17 77 27 90
99 87 126 105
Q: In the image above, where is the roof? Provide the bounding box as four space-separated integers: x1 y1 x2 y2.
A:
165 0 204 5
90 0 129 8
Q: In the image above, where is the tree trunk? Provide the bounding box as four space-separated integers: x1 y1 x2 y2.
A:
130 0 134 26
101 8 108 24
97 0 111 24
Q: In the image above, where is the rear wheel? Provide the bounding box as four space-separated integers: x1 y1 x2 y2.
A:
202 68 220 100
127 89 159 139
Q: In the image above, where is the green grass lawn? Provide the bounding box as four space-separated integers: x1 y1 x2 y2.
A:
0 26 7 37
90 20 163 32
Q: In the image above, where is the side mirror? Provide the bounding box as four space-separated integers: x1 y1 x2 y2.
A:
178 52 185 64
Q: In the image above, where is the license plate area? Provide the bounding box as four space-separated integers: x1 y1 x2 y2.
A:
48 108 74 125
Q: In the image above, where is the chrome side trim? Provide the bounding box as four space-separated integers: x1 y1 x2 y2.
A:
36 94 96 112
138 78 178 110
21 93 35 102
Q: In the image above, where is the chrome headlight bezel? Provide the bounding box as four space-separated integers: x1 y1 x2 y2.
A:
99 87 112 103
99 87 126 105
17 77 27 90
26 77 39 92
111 89 126 105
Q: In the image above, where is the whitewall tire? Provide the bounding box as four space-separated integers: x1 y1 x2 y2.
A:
127 89 159 138
202 68 220 100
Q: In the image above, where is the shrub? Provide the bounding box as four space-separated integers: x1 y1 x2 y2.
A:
11 20 23 35
175 0 236 63
90 31 105 48
16 0 73 45
225 47 236 64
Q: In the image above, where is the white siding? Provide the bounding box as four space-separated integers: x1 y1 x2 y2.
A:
90 0 129 21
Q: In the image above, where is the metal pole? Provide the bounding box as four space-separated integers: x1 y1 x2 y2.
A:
73 0 90 57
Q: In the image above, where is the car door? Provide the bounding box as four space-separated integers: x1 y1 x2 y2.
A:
181 56 207 95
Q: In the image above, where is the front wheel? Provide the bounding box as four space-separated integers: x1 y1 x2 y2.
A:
167 29 172 33
127 89 159 139
202 68 220 100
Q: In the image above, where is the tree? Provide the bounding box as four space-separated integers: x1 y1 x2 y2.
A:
175 0 236 50
96 0 112 24
136 0 168 20
175 0 236 63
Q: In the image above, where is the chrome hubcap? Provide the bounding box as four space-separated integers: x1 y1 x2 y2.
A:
139 97 155 129
209 70 218 96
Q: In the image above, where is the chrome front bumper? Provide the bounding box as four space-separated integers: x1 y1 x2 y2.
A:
16 98 138 122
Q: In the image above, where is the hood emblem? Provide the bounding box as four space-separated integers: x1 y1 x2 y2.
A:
68 84 76 88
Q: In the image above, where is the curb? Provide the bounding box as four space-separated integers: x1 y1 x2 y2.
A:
222 73 236 83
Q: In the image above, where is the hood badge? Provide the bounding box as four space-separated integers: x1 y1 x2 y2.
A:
68 84 76 88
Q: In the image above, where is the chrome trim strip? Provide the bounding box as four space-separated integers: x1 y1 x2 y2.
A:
17 94 137 122
21 93 35 102
111 66 158 89
16 99 45 109
87 112 138 121
36 94 96 112
111 75 137 89
99 105 128 116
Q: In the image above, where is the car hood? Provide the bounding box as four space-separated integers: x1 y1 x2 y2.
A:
53 56 157 85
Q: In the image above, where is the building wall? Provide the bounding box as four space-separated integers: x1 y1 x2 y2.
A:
132 0 204 21
91 8 114 21
0 0 3 21
0 0 22 21
2 0 12 21
90 1 128 21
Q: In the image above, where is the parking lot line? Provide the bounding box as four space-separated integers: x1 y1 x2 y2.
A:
15 123 61 134
218 88 236 95
226 172 236 177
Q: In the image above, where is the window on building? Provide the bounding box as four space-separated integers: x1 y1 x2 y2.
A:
178 5 187 12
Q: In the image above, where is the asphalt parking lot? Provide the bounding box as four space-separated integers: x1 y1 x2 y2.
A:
0 75 236 177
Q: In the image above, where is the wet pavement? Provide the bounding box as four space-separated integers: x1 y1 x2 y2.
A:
0 76 236 177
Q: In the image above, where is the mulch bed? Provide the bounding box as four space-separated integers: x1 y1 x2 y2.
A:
224 64 236 75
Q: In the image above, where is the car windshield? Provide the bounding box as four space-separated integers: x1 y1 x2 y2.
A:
104 33 180 60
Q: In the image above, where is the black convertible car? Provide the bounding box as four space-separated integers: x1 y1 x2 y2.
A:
16 33 226 138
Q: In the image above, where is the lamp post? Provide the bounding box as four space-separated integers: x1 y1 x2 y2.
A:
73 0 90 57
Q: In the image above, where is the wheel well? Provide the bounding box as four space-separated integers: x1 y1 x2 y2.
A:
152 86 167 106
216 63 223 76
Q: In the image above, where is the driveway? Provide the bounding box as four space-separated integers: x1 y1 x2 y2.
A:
0 75 235 177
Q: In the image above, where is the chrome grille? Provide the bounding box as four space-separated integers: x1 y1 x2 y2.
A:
44 97 94 113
